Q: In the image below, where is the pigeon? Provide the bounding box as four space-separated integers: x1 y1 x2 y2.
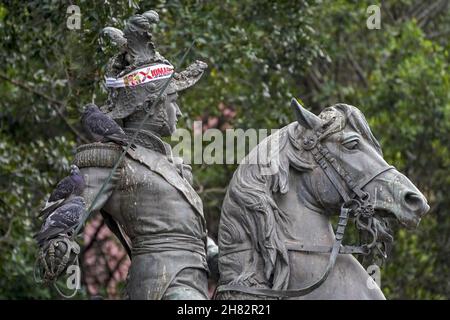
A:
39 165 85 220
34 196 86 248
81 104 136 149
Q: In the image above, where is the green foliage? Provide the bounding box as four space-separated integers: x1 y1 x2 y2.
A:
0 0 448 299
305 1 449 299
366 24 450 299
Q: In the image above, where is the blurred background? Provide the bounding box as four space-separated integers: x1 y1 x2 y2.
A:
0 0 448 299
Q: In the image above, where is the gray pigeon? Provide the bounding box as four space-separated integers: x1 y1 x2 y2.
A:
81 104 136 149
39 165 85 219
35 196 86 248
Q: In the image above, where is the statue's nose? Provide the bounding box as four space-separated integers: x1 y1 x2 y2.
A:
403 192 429 217
175 104 182 118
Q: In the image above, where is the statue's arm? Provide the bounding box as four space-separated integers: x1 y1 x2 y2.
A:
79 166 121 212
72 143 132 257
73 143 123 212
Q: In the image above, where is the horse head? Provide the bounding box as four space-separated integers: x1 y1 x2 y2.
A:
217 100 430 299
292 99 429 234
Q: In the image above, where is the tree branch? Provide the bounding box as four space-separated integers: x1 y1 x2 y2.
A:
107 253 128 287
0 73 89 143
0 217 15 243
416 0 448 28
346 50 368 88
427 28 450 39
81 217 106 255
307 68 323 91
0 198 16 243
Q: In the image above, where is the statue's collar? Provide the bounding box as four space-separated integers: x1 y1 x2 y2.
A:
123 128 173 158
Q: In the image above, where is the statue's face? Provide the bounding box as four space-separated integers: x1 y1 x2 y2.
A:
162 93 182 136
123 92 182 137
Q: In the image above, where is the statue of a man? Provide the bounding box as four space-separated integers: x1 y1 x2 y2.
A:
73 11 216 299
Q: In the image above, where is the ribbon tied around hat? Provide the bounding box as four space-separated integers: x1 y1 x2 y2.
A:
105 64 174 88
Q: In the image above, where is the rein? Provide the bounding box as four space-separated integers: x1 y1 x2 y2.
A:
216 130 393 299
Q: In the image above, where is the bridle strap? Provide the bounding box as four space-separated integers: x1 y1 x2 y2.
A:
216 207 350 298
220 242 368 257
310 146 352 202
357 165 395 190
284 242 368 255
216 134 391 299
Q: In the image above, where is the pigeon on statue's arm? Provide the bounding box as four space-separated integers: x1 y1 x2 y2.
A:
81 104 136 149
39 165 85 219
34 196 86 248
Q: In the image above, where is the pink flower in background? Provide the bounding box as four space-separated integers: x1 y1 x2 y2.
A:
195 102 237 133
83 214 130 299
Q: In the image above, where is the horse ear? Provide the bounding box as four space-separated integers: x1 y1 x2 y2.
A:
291 98 322 130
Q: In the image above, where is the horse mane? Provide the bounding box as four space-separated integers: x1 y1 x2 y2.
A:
220 103 382 290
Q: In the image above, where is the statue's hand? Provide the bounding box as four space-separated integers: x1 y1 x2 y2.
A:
36 236 80 284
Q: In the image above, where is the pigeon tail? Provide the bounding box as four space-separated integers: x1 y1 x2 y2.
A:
103 134 137 150
34 227 68 247
39 199 65 219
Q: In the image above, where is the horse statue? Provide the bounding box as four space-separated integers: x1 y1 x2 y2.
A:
216 100 429 299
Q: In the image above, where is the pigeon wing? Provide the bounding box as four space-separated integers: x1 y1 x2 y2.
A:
87 113 136 148
35 203 84 246
39 176 76 218
48 176 75 202
88 112 124 136
39 198 65 219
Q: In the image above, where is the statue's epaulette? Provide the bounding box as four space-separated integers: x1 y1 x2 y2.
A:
73 142 124 168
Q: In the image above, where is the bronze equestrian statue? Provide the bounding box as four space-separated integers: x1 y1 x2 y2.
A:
216 100 429 299
36 10 429 300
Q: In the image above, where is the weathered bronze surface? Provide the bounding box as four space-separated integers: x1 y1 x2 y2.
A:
217 101 429 299
36 10 430 300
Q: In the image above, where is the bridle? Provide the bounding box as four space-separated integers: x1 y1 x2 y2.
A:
216 128 394 299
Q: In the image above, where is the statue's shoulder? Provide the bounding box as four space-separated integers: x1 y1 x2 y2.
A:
73 142 124 169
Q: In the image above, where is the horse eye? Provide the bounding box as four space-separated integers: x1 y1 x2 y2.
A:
343 139 359 150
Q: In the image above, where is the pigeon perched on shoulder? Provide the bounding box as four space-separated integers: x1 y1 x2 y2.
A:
81 104 136 149
39 165 85 220
35 196 86 248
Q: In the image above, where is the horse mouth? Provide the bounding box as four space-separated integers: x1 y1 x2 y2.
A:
374 208 420 230
374 209 393 219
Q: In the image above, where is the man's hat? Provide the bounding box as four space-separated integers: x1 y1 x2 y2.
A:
100 10 207 119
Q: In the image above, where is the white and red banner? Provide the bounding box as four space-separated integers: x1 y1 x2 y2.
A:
105 64 174 88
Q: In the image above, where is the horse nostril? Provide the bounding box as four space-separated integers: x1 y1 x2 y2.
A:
404 192 427 214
